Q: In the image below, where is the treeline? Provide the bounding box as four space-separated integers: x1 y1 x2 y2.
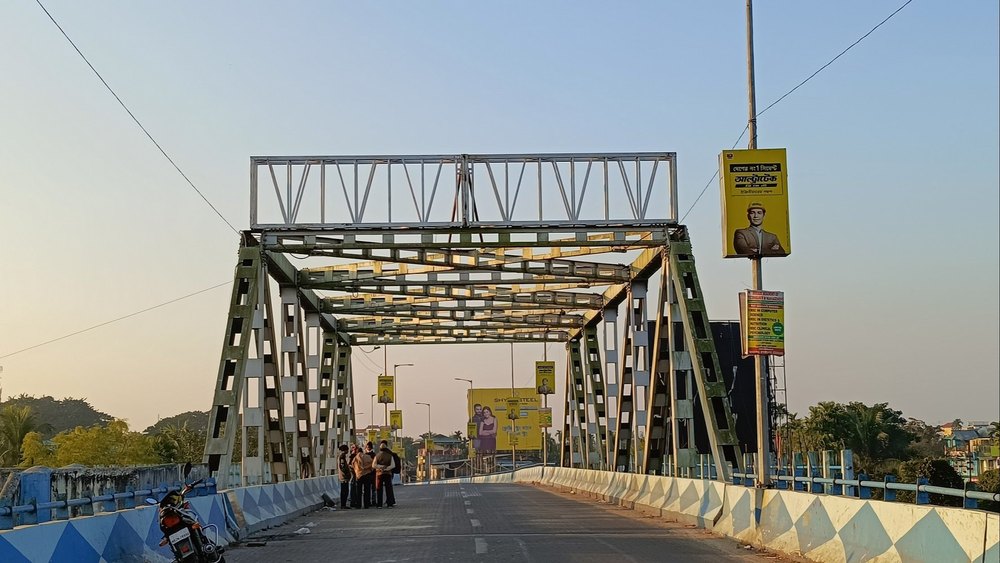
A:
777 401 999 509
0 395 208 468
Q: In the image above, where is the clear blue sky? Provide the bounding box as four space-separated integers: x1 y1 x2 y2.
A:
1 2 997 435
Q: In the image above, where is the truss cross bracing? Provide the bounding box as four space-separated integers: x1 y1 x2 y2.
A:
204 153 745 487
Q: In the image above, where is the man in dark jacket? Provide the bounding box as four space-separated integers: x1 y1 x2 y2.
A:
373 440 397 508
336 444 351 509
364 442 378 507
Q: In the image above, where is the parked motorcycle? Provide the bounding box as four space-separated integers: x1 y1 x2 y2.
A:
146 479 225 563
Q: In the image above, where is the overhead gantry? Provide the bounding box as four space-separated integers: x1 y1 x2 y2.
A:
204 153 743 488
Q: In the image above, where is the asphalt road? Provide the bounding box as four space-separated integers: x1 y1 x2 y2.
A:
224 482 782 563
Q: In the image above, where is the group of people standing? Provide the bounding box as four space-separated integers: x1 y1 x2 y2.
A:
336 440 398 509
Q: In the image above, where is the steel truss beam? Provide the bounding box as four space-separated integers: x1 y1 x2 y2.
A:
208 152 751 485
251 153 678 229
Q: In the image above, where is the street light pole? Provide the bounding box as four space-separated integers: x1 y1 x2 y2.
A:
370 394 376 431
416 402 431 482
455 377 474 475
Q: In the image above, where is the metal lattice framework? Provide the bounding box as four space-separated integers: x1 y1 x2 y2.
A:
204 153 744 487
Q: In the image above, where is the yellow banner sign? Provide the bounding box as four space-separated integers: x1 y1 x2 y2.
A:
377 376 395 403
720 148 790 258
378 426 392 443
389 409 403 430
740 290 785 356
467 388 542 452
366 428 377 444
538 407 553 427
506 397 521 419
535 361 556 395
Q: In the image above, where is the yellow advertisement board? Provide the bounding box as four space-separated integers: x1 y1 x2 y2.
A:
720 148 790 258
377 375 395 403
538 407 553 427
467 388 542 452
389 409 403 430
535 361 556 395
366 428 377 444
378 426 392 443
739 290 785 356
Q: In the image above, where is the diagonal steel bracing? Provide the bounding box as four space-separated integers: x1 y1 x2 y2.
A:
206 152 752 486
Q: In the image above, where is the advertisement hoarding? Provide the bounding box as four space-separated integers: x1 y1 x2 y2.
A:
739 290 785 356
720 148 791 258
389 410 403 430
466 388 542 452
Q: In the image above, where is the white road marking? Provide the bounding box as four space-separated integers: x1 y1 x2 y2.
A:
464 500 472 505
470 518 481 528
475 537 488 554
466 508 474 514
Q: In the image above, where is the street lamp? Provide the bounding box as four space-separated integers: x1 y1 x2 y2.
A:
370 394 376 429
393 363 415 412
416 402 431 482
454 378 474 475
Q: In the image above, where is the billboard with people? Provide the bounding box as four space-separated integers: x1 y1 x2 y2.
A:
465 388 542 452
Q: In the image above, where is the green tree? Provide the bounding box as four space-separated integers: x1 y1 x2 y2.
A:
144 411 209 435
20 431 55 467
977 469 999 512
45 420 159 466
904 418 946 459
896 458 964 507
1 395 111 438
0 404 50 466
803 401 914 473
151 422 207 464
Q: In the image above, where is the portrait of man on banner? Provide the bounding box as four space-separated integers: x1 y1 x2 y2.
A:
377 376 395 404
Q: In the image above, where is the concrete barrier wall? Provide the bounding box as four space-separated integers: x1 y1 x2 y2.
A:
0 475 339 562
490 466 999 563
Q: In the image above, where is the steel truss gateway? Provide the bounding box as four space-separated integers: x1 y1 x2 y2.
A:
204 153 744 487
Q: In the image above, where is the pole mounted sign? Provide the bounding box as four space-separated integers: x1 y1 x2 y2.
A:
534 361 555 395
389 409 403 430
720 148 791 259
377 376 395 403
739 289 785 356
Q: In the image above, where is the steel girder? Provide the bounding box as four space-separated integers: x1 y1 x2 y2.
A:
207 153 751 485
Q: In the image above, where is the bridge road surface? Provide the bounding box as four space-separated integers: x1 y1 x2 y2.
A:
224 482 787 563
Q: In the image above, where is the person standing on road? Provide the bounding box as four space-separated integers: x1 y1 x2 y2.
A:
336 444 352 509
364 441 378 507
350 443 373 508
372 440 397 508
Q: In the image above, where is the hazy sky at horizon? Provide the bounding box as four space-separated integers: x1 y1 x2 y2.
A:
1 2 997 437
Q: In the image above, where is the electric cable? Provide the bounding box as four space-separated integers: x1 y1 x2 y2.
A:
0 282 232 359
679 0 913 223
35 0 240 234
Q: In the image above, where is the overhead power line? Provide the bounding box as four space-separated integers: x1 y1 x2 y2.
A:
35 0 240 234
0 282 232 360
680 0 914 223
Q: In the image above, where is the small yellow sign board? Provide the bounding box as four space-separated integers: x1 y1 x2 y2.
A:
506 397 521 419
377 376 395 403
535 361 556 394
378 426 392 442
720 148 791 258
538 407 553 427
390 409 403 430
366 428 377 444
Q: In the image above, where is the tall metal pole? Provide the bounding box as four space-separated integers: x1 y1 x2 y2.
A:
542 341 548 470
415 402 431 482
510 342 517 470
455 378 475 475
747 0 771 488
